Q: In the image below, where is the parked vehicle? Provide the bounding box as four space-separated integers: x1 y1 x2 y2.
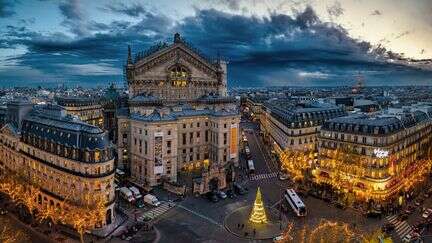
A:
206 191 219 203
217 191 227 199
422 208 432 218
129 186 143 199
233 183 247 195
135 199 145 208
0 208 7 215
404 205 414 215
247 160 255 174
382 223 395 233
403 232 419 242
278 173 289 181
119 187 135 203
115 169 126 182
143 194 161 206
365 209 382 218
114 183 120 192
226 189 235 198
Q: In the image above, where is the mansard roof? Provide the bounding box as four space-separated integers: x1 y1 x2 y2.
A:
130 107 239 123
21 105 109 150
264 100 346 128
322 110 430 136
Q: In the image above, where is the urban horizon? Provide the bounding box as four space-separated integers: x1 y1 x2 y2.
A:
1 1 432 243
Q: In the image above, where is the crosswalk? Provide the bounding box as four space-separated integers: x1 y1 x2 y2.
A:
137 202 175 221
386 214 413 240
250 172 278 181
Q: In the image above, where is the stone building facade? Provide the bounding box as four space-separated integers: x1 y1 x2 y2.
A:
260 100 346 151
315 104 432 203
118 33 240 194
0 101 115 228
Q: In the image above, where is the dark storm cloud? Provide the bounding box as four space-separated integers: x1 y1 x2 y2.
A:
0 0 16 18
1 5 431 86
103 1 146 17
58 0 89 36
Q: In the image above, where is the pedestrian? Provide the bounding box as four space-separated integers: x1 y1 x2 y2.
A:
253 228 256 236
237 223 240 228
242 223 244 229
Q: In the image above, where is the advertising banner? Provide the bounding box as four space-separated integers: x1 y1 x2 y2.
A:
154 132 164 174
230 124 238 159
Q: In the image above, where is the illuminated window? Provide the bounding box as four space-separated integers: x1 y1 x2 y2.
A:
95 151 100 162
170 65 189 87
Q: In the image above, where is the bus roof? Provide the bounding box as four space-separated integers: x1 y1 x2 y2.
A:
286 189 305 207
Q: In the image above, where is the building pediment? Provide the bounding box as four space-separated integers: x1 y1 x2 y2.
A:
133 44 220 80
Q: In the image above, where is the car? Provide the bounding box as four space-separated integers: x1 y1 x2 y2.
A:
226 189 235 199
278 173 289 181
217 191 227 199
135 199 145 208
273 234 286 242
0 209 7 215
404 206 414 214
402 232 420 242
422 208 432 218
335 202 347 210
206 191 219 203
382 223 395 233
414 200 421 206
233 183 246 195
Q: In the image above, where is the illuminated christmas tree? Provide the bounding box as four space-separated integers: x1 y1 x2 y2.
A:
249 187 268 224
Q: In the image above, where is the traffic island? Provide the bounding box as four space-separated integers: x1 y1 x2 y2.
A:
224 187 287 240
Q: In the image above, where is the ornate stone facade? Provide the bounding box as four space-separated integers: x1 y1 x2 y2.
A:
0 101 115 228
118 33 239 194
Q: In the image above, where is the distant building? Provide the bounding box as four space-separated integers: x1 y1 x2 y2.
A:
353 99 379 113
55 96 104 128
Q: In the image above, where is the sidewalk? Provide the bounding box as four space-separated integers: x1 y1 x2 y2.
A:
92 210 128 238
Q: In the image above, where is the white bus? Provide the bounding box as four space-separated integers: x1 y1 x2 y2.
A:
284 189 306 216
247 159 255 174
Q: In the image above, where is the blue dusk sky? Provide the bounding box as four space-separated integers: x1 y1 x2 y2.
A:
0 0 432 87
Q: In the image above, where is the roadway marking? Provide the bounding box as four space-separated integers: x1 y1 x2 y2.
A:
137 202 174 221
177 204 223 228
385 215 413 240
250 172 278 181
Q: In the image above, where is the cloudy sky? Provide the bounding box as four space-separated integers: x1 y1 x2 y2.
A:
1 0 432 87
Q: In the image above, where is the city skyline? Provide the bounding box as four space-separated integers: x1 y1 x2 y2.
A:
1 0 432 87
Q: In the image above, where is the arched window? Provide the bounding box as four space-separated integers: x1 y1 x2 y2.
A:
170 65 189 87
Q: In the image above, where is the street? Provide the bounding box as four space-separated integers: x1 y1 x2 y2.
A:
3 119 423 243
152 119 386 242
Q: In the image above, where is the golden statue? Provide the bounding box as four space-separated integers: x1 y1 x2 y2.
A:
249 187 268 224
